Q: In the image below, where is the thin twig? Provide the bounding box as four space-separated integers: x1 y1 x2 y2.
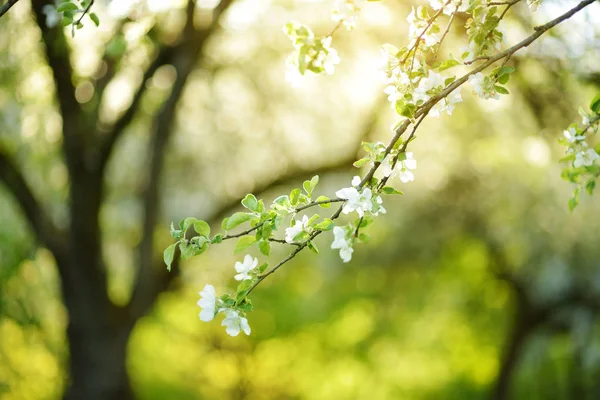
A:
0 0 19 18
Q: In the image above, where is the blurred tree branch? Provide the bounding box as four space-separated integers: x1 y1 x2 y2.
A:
30 0 84 171
128 0 235 318
0 148 68 262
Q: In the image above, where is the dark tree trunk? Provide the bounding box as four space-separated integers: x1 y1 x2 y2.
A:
491 301 546 400
63 313 135 400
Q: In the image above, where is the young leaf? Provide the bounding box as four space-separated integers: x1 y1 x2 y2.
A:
314 218 334 231
179 242 196 260
241 194 259 212
235 236 257 254
316 195 331 208
258 239 270 256
57 2 79 12
225 212 252 230
590 93 600 114
307 241 319 254
89 12 100 27
164 244 176 271
382 186 403 195
193 220 210 237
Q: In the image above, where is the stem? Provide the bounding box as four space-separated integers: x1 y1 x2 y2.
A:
0 0 19 18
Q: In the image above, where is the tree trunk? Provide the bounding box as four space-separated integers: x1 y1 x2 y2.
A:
491 309 532 400
63 301 135 400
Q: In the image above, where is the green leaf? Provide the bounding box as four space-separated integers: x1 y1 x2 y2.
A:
57 2 79 12
358 233 371 243
497 73 510 85
353 157 370 168
307 214 320 226
225 212 252 230
211 233 223 244
163 244 176 271
290 188 301 206
307 241 319 254
590 93 600 114
316 195 331 208
257 263 268 274
494 85 509 95
89 12 100 27
234 236 257 254
568 197 578 212
382 186 403 195
258 239 270 256
179 242 196 260
181 217 196 233
237 301 253 312
314 218 334 231
236 279 254 293
586 180 596 195
61 16 73 26
241 194 259 212
439 59 460 71
193 220 210 237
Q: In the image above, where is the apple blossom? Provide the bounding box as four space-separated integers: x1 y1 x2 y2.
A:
234 254 258 281
221 309 251 336
197 284 217 322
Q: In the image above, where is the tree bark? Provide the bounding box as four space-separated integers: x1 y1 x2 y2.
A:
492 309 532 400
63 307 134 400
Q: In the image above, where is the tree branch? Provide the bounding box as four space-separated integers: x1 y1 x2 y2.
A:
128 0 235 318
0 148 67 260
93 45 176 171
0 0 19 18
30 0 84 169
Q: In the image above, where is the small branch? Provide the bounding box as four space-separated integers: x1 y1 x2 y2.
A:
222 221 266 240
269 238 300 246
295 198 345 212
94 45 175 171
580 114 600 136
0 0 19 18
30 1 83 170
73 0 93 27
0 148 67 260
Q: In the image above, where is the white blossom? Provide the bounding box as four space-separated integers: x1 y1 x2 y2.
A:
574 149 600 168
430 0 468 15
221 309 251 336
407 6 441 47
331 226 354 262
527 0 541 12
563 127 585 144
371 195 386 216
382 152 417 182
332 0 364 31
322 47 340 75
42 5 60 28
468 72 499 100
413 70 445 103
234 254 258 281
285 215 310 243
336 183 373 217
430 88 462 117
197 284 217 322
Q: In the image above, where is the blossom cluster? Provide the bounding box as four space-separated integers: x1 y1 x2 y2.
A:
165 0 600 339
560 103 600 210
332 0 364 31
283 22 340 87
197 284 251 336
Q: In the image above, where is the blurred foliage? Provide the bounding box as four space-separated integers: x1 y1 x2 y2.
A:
1 0 600 399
